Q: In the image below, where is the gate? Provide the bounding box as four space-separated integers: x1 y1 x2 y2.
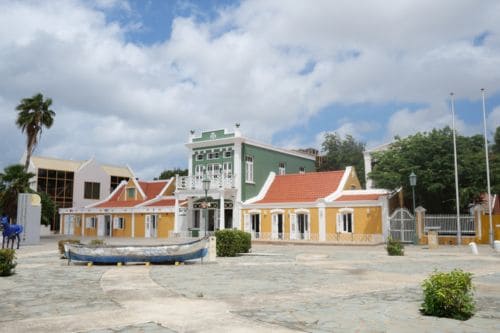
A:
389 208 415 243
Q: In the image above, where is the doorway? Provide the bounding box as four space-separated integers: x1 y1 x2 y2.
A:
145 214 158 238
104 215 112 237
297 213 309 240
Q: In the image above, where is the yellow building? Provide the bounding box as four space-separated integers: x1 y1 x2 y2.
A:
59 177 179 238
241 167 389 244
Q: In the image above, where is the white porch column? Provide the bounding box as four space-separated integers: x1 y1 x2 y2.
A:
131 212 135 238
81 213 85 237
59 214 64 235
318 204 326 241
219 193 225 230
174 199 180 232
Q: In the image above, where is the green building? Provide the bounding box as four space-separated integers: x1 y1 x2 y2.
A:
174 127 316 235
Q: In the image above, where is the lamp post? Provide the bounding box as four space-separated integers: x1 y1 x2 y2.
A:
481 88 494 247
450 92 462 245
409 171 417 244
202 174 211 237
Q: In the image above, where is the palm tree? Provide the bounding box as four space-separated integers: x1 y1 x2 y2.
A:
15 93 56 171
0 164 35 219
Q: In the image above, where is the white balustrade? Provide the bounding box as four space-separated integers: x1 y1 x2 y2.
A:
176 174 235 191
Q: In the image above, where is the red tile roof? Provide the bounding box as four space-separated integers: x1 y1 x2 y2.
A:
94 180 169 208
145 198 176 207
335 194 382 201
256 171 345 203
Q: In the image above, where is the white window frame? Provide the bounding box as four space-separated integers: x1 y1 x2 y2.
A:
245 155 254 183
222 162 232 176
337 208 354 233
299 166 305 174
278 162 286 175
113 217 125 229
196 153 204 161
224 151 232 158
126 187 136 200
85 217 97 229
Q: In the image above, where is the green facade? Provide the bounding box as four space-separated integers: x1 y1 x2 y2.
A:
192 144 234 174
240 143 315 200
192 129 235 142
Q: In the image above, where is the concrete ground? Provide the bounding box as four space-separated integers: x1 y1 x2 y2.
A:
1 236 499 332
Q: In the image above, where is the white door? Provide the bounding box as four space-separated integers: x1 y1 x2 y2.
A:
97 215 105 237
271 214 278 240
145 215 151 238
244 213 250 232
290 213 297 240
151 215 158 237
304 214 310 240
64 215 74 235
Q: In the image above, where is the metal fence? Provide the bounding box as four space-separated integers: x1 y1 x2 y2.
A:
424 214 475 236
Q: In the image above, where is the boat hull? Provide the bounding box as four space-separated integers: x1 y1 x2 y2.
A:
64 238 209 264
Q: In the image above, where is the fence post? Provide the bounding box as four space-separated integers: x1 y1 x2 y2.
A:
415 206 426 245
473 204 483 243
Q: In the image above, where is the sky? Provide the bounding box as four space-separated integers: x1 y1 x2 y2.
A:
1 0 500 180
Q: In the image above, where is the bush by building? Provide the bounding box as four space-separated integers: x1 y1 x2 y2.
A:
386 236 404 256
215 229 251 257
421 269 475 320
0 249 17 276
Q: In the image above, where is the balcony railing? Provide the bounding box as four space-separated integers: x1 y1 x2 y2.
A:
176 173 235 191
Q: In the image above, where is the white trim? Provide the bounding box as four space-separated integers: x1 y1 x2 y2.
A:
294 208 310 214
339 207 354 213
186 135 315 161
324 167 352 202
244 172 276 204
84 180 127 208
270 208 285 214
130 177 147 199
248 209 261 214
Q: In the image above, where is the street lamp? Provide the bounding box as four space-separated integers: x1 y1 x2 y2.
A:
202 174 211 237
409 171 417 244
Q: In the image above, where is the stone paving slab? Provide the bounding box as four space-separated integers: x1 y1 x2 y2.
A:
0 237 499 332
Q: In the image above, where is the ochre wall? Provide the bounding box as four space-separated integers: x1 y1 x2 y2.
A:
134 214 145 238
83 214 98 237
241 208 320 237
110 214 132 238
480 214 500 242
325 206 382 234
343 167 362 190
158 213 175 238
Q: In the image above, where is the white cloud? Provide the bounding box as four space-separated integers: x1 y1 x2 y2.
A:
488 106 500 133
1 0 500 178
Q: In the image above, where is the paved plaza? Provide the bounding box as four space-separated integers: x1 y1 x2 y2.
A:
1 237 500 332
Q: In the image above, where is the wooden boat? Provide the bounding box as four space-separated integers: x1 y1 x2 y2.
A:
64 237 209 264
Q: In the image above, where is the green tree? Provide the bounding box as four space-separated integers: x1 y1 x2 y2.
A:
157 168 188 180
369 127 486 213
493 126 500 154
39 192 56 226
0 164 34 218
490 126 500 194
16 93 56 171
319 133 366 187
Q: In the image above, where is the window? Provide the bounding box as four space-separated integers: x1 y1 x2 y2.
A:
110 176 129 192
279 162 286 175
245 155 254 183
299 166 305 174
337 211 353 233
113 217 125 229
84 182 100 200
85 217 97 229
194 165 204 180
207 152 220 160
223 162 232 176
126 187 136 200
224 151 232 158
196 153 204 161
251 214 260 238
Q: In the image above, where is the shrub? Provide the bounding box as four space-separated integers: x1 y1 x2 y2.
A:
0 249 17 276
89 239 105 246
215 229 252 257
58 239 81 256
420 269 475 320
386 236 404 256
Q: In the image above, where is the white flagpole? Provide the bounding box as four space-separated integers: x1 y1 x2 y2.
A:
450 92 461 245
481 88 494 247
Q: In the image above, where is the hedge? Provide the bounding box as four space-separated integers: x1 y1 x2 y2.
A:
215 229 251 257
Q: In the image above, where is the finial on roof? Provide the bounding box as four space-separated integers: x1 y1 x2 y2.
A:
190 129 195 135
235 123 240 128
